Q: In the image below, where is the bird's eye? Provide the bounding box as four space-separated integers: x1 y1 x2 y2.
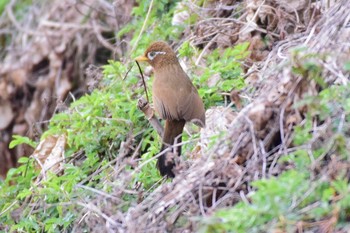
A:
147 51 157 60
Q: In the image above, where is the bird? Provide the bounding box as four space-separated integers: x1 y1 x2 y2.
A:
135 41 205 178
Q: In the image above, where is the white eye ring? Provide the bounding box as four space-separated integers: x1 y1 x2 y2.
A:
147 51 166 60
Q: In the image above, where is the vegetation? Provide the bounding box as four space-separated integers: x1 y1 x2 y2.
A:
201 84 350 232
1 0 350 232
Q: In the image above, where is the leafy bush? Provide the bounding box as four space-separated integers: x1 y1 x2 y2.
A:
178 41 249 107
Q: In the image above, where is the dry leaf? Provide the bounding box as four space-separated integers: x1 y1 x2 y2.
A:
32 135 66 175
0 101 14 130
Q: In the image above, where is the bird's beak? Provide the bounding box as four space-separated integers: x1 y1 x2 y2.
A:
135 55 149 62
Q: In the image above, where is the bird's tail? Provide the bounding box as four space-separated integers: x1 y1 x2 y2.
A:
157 119 186 178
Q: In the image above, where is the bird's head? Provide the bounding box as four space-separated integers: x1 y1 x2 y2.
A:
135 41 178 69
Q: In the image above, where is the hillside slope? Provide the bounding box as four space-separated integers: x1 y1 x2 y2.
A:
1 0 350 232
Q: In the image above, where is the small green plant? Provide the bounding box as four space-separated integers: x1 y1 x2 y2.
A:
9 135 37 149
1 0 184 230
1 59 162 231
178 42 249 108
200 170 312 233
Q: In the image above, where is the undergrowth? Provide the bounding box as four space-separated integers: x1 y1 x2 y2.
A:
0 0 349 231
0 0 247 231
200 56 350 232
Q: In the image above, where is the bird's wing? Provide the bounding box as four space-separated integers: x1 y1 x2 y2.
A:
153 93 177 120
178 83 206 127
152 65 205 126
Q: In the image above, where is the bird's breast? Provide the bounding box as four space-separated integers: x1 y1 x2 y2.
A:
152 74 182 120
152 65 205 125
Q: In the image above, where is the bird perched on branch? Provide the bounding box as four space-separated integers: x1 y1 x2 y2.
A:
136 41 205 178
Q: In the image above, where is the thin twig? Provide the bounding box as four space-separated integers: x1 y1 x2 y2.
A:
136 61 150 102
123 63 134 80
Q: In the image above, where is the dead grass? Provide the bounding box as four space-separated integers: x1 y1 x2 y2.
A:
72 0 350 232
1 0 350 232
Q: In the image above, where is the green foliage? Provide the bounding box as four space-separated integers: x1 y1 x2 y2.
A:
0 0 265 232
201 170 311 233
0 0 32 15
292 115 313 146
200 61 350 232
1 158 85 232
9 135 37 149
178 41 196 58
0 0 34 58
179 42 249 107
1 58 160 231
1 0 185 229
0 0 10 15
0 158 38 229
201 162 349 232
135 134 162 190
2 0 250 229
118 0 181 58
291 48 326 88
47 61 142 156
344 61 350 71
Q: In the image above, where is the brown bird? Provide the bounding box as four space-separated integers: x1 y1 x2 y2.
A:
136 41 205 178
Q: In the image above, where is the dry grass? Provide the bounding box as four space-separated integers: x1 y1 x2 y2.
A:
71 0 350 232
1 0 350 232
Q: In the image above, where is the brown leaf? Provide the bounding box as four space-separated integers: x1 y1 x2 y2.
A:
32 135 66 175
10 69 27 87
0 101 14 130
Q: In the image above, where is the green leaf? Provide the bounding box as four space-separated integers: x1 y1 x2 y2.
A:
344 61 350 71
17 156 30 164
9 135 37 149
16 188 32 200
